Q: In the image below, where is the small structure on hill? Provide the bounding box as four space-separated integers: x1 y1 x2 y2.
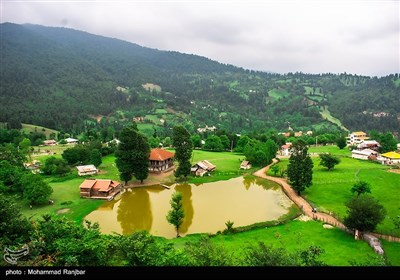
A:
240 160 252 170
357 140 380 151
65 137 79 144
378 151 400 165
280 143 292 156
351 149 378 161
43 139 57 146
76 164 98 176
191 160 216 177
79 179 122 200
149 148 175 173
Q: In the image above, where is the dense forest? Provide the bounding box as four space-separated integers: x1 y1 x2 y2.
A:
1 23 399 137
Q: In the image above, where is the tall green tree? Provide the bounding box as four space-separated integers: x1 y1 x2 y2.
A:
343 195 386 232
336 136 347 149
351 181 371 197
131 132 150 183
287 139 313 195
90 149 102 167
115 124 150 184
172 126 193 179
319 153 340 171
21 174 53 205
166 191 184 238
377 132 397 153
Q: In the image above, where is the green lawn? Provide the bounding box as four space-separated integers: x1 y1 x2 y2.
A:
268 88 290 101
320 107 349 131
382 240 400 266
21 123 59 139
189 150 255 183
171 219 382 266
270 155 400 236
308 145 351 156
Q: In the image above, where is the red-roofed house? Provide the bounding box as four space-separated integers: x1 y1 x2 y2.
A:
79 179 122 200
280 143 293 156
149 148 175 173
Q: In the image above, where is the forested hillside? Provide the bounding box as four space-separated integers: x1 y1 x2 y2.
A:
1 23 399 136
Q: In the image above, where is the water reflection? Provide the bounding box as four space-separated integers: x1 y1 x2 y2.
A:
85 176 293 239
117 188 152 235
174 183 194 234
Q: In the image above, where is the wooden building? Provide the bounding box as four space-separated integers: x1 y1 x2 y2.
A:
149 148 175 173
76 164 98 176
79 179 122 200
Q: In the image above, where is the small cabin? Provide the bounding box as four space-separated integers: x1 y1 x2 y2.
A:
240 160 252 170
79 179 122 200
191 160 216 177
76 164 98 176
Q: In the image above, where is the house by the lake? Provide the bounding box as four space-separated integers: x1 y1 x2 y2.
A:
79 179 122 200
191 160 216 177
149 148 175 173
76 164 98 176
240 160 252 170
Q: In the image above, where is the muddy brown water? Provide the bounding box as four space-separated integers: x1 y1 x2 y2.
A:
85 176 293 239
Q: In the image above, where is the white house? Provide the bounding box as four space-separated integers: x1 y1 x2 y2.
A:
240 160 252 170
76 165 98 176
378 152 400 165
65 137 79 144
280 143 292 156
346 131 369 146
351 149 378 160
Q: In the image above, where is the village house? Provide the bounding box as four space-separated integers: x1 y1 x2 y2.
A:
149 148 175 173
378 151 400 165
23 160 41 174
76 164 98 176
79 179 122 200
346 131 369 146
65 137 79 144
351 149 378 161
191 160 216 177
357 140 381 151
280 143 292 156
240 160 252 170
43 139 57 146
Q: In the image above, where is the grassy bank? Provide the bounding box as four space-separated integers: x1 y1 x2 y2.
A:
269 148 399 236
171 219 383 266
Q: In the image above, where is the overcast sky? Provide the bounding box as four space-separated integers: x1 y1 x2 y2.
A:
1 0 399 76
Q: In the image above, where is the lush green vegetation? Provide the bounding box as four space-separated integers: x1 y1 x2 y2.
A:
271 152 400 236
172 220 384 266
2 23 398 136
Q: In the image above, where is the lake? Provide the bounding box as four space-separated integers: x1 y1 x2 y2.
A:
85 176 293 238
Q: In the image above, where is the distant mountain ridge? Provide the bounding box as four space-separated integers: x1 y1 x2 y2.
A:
1 22 399 135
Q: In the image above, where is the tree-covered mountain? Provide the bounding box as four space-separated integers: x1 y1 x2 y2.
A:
1 23 399 137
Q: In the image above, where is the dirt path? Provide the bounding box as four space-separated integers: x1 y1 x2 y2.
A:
254 159 400 243
254 159 349 230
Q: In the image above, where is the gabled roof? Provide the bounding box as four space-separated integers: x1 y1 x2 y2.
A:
240 160 251 167
352 149 378 156
381 151 400 159
76 164 97 172
194 160 216 171
352 131 366 135
149 148 175 161
79 179 121 192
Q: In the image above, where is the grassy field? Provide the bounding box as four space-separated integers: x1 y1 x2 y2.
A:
308 145 351 156
270 148 400 236
382 240 400 266
268 88 290 101
21 123 59 139
189 150 255 183
320 107 349 132
171 219 383 266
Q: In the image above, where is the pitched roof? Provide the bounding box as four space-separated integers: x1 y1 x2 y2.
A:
76 164 98 172
240 160 251 167
381 151 400 159
352 149 378 156
149 148 175 161
79 179 121 192
352 131 366 135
